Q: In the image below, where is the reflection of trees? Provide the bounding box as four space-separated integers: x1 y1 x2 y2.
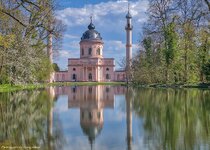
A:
133 88 210 150
0 90 64 150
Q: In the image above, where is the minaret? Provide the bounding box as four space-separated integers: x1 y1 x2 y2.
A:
125 2 133 70
47 15 54 83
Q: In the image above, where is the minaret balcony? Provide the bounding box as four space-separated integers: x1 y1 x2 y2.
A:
125 23 133 30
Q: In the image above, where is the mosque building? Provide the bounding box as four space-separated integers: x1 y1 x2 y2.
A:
54 8 132 82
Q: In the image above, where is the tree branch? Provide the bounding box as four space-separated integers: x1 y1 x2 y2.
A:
21 0 40 9
204 0 210 11
0 9 27 27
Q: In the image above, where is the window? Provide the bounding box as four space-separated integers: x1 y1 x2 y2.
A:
117 74 120 80
106 74 110 79
73 68 76 71
72 74 77 81
81 48 84 55
88 48 92 55
106 68 109 71
89 112 92 120
123 74 125 79
89 73 92 81
97 48 100 55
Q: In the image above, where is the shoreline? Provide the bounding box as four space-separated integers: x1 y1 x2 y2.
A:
1 82 210 93
0 82 126 93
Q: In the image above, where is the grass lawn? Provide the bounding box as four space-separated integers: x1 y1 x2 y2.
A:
0 82 126 93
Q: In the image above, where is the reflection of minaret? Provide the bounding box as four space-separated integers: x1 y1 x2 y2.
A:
47 87 54 150
126 88 133 150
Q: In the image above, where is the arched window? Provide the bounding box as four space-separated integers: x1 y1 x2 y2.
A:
117 74 120 80
97 48 100 55
88 73 92 81
88 48 92 55
73 68 76 71
81 48 84 55
106 68 109 71
106 74 110 79
89 112 92 120
72 74 77 81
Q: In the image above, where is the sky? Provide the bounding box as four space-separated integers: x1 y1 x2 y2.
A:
54 0 149 70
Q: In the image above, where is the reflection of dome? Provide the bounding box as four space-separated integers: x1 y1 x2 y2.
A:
80 108 103 149
80 123 103 142
81 22 102 41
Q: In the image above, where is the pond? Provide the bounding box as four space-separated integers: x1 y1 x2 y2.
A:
0 85 210 150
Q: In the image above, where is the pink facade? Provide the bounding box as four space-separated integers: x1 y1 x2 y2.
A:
54 21 125 82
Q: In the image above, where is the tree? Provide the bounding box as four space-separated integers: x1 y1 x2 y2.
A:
53 63 60 72
143 37 152 65
202 59 210 82
163 22 177 82
203 0 210 11
0 0 63 84
197 29 210 82
133 0 209 84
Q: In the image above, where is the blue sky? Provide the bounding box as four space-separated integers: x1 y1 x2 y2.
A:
54 0 149 70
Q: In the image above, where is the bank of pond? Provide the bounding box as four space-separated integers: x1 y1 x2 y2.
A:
0 82 209 93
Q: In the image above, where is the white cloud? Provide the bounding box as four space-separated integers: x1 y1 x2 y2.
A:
64 34 80 39
58 50 71 58
56 0 149 30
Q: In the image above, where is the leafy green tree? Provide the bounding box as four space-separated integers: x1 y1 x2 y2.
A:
0 0 63 84
53 63 60 72
202 59 210 82
163 22 177 82
197 29 210 82
143 37 153 65
133 0 209 84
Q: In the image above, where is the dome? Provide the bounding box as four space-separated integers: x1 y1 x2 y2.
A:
81 22 102 41
126 11 132 18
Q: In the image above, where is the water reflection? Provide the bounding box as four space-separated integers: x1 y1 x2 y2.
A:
54 85 127 149
0 89 64 150
0 86 210 150
133 88 210 150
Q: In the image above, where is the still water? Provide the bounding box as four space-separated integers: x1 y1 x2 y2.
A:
0 86 210 150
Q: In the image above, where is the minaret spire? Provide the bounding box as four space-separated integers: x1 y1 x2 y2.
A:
128 0 130 13
90 15 93 23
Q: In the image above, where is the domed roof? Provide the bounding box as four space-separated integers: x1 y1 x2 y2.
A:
126 11 132 18
81 22 102 41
